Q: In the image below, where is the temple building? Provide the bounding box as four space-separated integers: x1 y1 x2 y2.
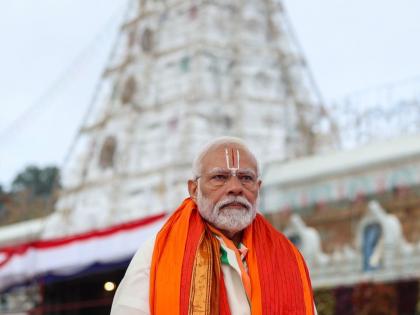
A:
0 0 419 314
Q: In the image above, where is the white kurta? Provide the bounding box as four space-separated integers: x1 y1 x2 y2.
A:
110 237 250 315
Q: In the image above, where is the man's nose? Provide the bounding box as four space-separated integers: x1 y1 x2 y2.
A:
226 175 243 195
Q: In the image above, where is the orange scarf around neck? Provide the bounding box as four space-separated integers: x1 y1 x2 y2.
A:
149 198 314 315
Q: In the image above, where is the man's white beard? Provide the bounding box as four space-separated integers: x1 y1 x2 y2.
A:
196 187 258 235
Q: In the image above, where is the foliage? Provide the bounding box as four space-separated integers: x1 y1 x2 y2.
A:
352 282 397 315
0 184 4 211
334 286 354 315
314 289 335 315
11 165 60 197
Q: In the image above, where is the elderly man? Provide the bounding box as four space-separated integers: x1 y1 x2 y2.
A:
111 137 316 315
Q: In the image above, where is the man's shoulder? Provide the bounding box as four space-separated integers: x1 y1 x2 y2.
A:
125 236 156 275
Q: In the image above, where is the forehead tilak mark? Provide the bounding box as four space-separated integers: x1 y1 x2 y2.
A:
225 148 240 175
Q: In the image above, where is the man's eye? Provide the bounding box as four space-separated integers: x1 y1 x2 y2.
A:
212 174 228 181
239 175 255 182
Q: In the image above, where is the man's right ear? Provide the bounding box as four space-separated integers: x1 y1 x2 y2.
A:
188 179 198 202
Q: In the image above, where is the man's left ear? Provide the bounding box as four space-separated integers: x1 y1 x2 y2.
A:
188 179 198 202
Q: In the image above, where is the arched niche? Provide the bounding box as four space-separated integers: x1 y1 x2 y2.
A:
356 200 413 272
362 222 383 271
288 234 302 248
121 75 138 105
140 28 154 53
284 215 328 266
99 136 117 169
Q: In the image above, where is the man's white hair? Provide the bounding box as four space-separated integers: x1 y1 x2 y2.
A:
192 136 260 178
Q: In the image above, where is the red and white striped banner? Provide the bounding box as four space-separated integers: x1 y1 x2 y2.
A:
0 213 166 291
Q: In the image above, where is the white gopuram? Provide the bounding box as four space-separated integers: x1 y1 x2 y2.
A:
43 0 334 238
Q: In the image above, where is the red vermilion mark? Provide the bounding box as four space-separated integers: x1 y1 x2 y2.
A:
231 148 235 167
225 148 240 172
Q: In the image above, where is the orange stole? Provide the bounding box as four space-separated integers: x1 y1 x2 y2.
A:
149 198 314 315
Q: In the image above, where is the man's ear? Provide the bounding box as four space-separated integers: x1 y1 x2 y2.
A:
188 179 198 202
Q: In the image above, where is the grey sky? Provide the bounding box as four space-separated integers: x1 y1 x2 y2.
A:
1 0 420 186
285 0 420 99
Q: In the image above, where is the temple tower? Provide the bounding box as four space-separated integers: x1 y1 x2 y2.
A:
43 0 334 237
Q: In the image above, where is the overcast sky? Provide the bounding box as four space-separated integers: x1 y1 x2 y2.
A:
1 0 420 187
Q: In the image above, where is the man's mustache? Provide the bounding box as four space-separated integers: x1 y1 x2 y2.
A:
217 196 252 210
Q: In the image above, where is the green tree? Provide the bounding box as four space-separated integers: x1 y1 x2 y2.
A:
11 165 60 197
0 184 4 211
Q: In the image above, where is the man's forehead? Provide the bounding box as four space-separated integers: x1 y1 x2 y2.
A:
201 144 257 170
